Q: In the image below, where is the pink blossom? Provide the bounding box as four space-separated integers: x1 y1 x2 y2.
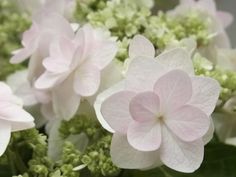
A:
94 35 220 172
0 82 35 156
35 24 117 120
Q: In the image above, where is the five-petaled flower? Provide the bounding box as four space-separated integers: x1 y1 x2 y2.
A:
95 35 220 173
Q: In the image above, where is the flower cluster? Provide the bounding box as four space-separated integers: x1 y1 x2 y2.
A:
1 0 236 176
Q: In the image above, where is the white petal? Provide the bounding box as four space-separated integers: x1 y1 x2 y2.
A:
89 41 118 70
74 64 100 97
101 91 136 133
129 35 155 59
111 133 159 169
0 121 11 156
217 11 234 28
165 105 209 142
35 71 66 89
188 76 220 116
52 76 81 120
127 121 162 151
94 81 125 133
129 92 160 122
0 82 13 95
126 57 166 92
160 126 204 173
0 104 35 131
154 70 192 112
202 118 214 145
156 48 194 75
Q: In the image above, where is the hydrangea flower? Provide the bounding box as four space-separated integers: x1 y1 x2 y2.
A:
10 12 75 82
0 82 35 156
94 35 220 172
169 0 234 61
35 24 117 120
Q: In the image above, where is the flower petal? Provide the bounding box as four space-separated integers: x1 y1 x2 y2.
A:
101 91 136 133
154 70 192 112
217 11 234 28
156 48 194 75
165 105 209 142
94 81 125 133
88 41 117 70
160 126 204 173
52 76 81 120
0 103 35 131
0 121 11 156
111 133 159 169
188 76 220 116
126 57 166 92
127 121 161 151
74 64 100 97
129 35 155 59
35 71 66 89
202 118 214 145
130 92 160 122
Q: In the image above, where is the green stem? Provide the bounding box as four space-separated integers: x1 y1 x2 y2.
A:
159 167 173 177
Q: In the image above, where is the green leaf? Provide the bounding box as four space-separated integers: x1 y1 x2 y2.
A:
121 143 236 177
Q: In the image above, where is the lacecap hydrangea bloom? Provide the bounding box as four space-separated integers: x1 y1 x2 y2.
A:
0 82 35 156
95 35 220 172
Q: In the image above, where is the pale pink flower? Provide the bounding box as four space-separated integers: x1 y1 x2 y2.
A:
94 35 220 172
0 82 35 156
35 24 117 120
10 12 75 82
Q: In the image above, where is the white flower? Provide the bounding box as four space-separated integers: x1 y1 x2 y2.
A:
10 12 75 82
94 35 220 172
169 0 234 61
35 24 117 120
0 82 35 156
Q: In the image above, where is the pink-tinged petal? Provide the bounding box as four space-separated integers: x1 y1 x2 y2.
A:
22 23 39 47
35 13 74 39
43 57 70 74
129 35 155 59
35 72 66 89
111 133 159 169
52 76 81 120
27 51 45 83
101 91 136 133
74 64 100 97
202 118 214 145
0 82 12 95
213 31 231 48
74 24 94 60
188 76 220 116
154 70 192 112
217 11 234 28
156 48 194 75
0 104 35 131
130 92 160 122
88 41 117 70
94 81 125 133
126 57 166 92
160 126 204 173
0 121 11 156
127 121 161 151
165 105 209 142
10 48 34 64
